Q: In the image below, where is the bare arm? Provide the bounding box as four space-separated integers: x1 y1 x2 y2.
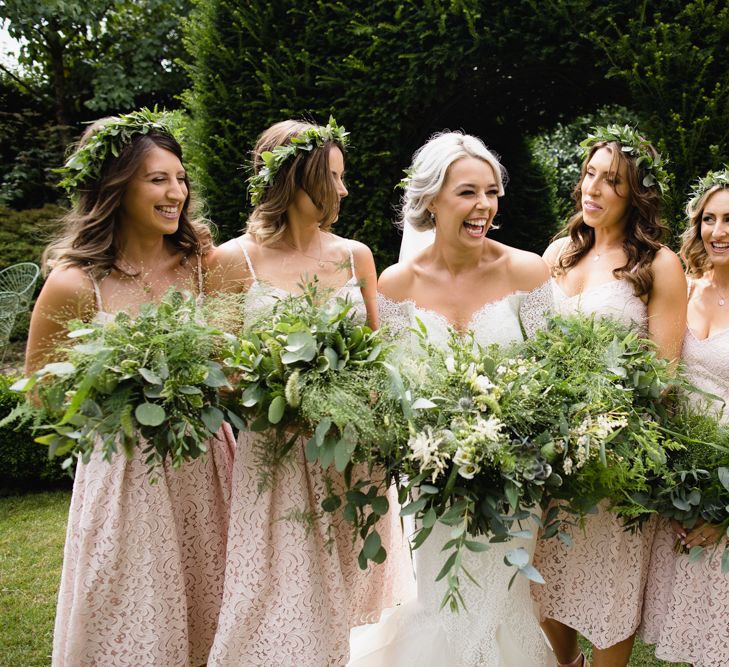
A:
351 241 379 329
647 247 688 361
25 266 96 374
542 237 569 271
203 237 253 295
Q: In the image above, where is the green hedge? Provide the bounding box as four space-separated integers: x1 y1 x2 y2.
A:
182 0 624 266
0 375 71 495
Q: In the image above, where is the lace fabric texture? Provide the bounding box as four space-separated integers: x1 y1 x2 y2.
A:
349 285 555 667
531 278 655 648
639 326 729 666
209 281 414 667
52 425 236 667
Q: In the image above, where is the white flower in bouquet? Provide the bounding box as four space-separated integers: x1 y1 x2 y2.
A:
454 445 479 479
445 356 456 374
408 426 450 483
471 374 496 394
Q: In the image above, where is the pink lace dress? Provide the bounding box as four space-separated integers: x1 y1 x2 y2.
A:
530 279 657 649
207 240 414 667
52 268 236 667
640 322 729 666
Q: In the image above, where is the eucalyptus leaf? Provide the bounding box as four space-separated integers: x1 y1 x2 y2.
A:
135 403 166 427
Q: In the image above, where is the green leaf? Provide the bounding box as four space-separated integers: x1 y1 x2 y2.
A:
435 550 458 582
464 540 490 552
135 403 166 426
400 496 428 516
203 362 229 388
362 530 382 560
519 564 545 584
268 396 286 424
422 507 437 528
371 496 389 516
201 406 224 433
138 367 163 384
718 467 729 491
504 547 529 568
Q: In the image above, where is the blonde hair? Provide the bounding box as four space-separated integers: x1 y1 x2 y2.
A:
245 120 345 245
43 123 212 279
680 184 728 277
399 131 506 232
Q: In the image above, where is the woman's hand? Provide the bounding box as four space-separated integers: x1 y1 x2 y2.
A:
682 519 727 549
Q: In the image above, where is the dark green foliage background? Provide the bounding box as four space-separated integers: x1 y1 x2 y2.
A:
182 0 629 266
0 374 70 495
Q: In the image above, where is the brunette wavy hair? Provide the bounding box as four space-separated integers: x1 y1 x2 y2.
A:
553 140 667 297
680 184 728 277
43 123 212 279
245 120 345 245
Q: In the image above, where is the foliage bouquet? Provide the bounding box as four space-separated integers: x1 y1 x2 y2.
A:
4 289 239 472
385 324 563 609
222 282 403 566
641 411 729 571
519 315 687 532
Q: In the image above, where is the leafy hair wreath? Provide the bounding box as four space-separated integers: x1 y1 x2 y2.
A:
687 167 729 211
247 116 349 206
580 124 670 195
55 107 178 195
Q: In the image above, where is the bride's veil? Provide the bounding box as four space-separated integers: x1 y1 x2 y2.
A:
398 221 435 263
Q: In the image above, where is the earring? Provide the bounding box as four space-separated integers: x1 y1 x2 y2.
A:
429 211 435 224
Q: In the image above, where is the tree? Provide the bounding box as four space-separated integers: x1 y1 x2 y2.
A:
588 0 729 232
0 0 192 146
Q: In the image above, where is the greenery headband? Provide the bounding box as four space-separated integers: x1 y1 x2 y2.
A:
56 107 178 194
580 124 670 194
687 167 729 212
247 116 349 206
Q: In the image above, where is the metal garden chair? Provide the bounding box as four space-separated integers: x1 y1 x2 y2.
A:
0 262 41 313
0 292 20 349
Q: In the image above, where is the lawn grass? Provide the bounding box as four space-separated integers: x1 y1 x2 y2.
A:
0 490 687 667
0 490 70 667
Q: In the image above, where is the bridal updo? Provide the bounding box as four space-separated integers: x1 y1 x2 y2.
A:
399 131 506 232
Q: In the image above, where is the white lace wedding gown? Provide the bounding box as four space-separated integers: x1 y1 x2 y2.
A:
349 285 556 667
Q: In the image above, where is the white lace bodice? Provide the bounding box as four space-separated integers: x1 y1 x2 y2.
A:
377 280 552 350
682 327 729 424
238 237 367 324
551 278 647 330
371 282 555 666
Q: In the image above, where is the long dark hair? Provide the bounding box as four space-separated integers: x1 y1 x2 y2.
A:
554 140 666 297
43 129 212 279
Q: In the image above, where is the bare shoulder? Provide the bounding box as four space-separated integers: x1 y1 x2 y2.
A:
378 261 416 301
542 236 570 267
205 235 253 292
652 245 684 275
506 245 550 288
39 265 96 312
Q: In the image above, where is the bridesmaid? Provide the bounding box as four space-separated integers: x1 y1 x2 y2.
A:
27 110 235 667
206 118 413 667
640 169 729 666
530 126 687 667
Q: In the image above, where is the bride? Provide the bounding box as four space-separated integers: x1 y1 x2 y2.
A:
349 132 555 666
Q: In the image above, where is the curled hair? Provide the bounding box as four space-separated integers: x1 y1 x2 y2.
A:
43 125 212 280
680 183 728 277
399 131 506 232
246 120 345 245
554 140 666 297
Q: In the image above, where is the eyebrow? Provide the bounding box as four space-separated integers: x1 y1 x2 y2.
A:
453 181 497 189
144 169 186 177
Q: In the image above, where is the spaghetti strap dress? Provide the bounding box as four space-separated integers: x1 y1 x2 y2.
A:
208 238 414 667
640 286 729 666
530 278 657 649
52 256 236 667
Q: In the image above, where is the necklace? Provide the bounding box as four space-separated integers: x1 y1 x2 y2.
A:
711 281 727 306
117 250 165 295
282 234 327 268
591 246 622 263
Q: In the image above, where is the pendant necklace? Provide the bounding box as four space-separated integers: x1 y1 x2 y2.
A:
283 234 326 268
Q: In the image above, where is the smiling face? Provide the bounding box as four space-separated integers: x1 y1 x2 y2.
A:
700 188 729 267
428 157 499 244
580 146 631 231
118 145 188 238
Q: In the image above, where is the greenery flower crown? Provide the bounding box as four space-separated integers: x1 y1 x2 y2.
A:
687 167 729 212
55 107 178 195
580 124 670 194
247 116 349 206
